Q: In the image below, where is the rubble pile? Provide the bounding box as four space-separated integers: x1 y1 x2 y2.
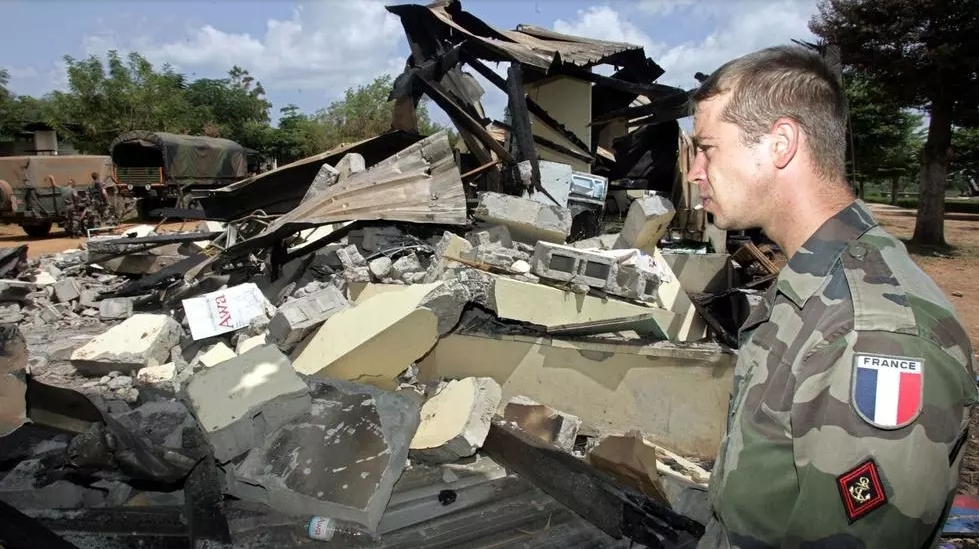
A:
0 127 761 547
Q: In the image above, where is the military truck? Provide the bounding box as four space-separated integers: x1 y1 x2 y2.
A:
109 131 248 218
0 155 114 237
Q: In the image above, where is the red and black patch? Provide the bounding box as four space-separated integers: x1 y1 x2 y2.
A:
836 458 887 523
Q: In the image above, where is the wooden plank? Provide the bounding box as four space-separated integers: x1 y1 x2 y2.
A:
415 75 513 164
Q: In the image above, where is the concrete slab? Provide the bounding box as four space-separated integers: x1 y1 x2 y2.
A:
184 344 311 463
198 342 236 368
473 192 572 245
417 332 734 458
70 314 182 376
226 378 420 532
613 195 676 251
268 287 349 350
291 283 443 390
492 277 673 337
410 377 501 463
502 395 581 452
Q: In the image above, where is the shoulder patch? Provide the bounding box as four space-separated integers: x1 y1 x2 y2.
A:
837 458 887 523
851 353 924 429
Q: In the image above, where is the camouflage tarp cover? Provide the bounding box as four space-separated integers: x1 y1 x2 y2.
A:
109 131 247 182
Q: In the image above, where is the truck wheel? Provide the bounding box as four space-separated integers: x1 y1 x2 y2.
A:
21 221 53 238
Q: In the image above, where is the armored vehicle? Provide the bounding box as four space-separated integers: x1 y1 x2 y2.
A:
0 155 114 237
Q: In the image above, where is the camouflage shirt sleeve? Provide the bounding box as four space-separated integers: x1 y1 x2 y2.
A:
781 327 976 548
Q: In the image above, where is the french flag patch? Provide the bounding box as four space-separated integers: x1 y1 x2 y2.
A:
852 353 924 429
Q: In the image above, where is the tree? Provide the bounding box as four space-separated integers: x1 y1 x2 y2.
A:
843 69 923 203
184 66 272 150
45 50 196 153
312 74 452 148
810 0 979 246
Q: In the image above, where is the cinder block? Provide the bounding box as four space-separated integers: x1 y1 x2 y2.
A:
268 287 349 350
614 195 676 251
465 225 513 249
70 314 182 375
530 241 615 289
606 263 659 302
184 344 311 463
53 279 81 303
474 192 571 244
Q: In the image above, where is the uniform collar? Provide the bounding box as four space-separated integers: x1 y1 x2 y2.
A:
775 199 878 308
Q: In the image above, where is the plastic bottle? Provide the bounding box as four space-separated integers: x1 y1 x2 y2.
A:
304 516 380 544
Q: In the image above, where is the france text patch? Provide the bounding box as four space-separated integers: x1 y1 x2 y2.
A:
852 353 924 429
837 459 887 523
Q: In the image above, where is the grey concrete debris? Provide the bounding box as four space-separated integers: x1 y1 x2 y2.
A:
0 459 107 509
98 298 133 321
369 256 393 279
336 245 367 270
113 400 197 450
268 286 349 350
473 192 572 244
410 377 502 464
70 314 182 376
0 280 35 303
184 344 311 463
531 241 616 289
465 225 513 249
420 279 471 336
135 363 178 399
226 378 420 532
53 278 82 303
613 195 676 251
391 253 424 280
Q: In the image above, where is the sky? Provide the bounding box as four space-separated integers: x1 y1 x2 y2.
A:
0 0 825 127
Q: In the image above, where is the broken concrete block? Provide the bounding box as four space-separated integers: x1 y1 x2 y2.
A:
53 278 82 303
424 232 473 282
503 396 581 452
571 233 618 250
419 279 471 336
226 378 420 532
184 344 311 463
336 152 366 181
613 195 676 251
466 225 513 249
606 263 660 302
368 256 392 278
198 342 236 368
135 362 178 399
410 377 501 463
531 241 616 289
70 314 182 376
473 192 572 244
336 245 367 270
0 325 28 437
291 283 443 390
236 333 268 355
79 289 99 308
391 253 423 280
268 287 349 350
492 277 673 337
98 298 133 321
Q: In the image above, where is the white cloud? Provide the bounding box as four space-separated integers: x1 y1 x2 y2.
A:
552 1 821 89
554 6 659 55
638 0 697 17
81 0 406 101
654 1 821 89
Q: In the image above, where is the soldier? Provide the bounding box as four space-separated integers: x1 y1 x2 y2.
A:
686 45 977 548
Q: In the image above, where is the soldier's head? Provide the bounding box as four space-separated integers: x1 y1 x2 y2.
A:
687 45 848 231
90 172 99 182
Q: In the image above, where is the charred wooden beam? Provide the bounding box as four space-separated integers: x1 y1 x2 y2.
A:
388 44 464 102
464 55 592 155
552 63 686 100
492 120 594 164
505 63 542 187
625 105 692 128
415 75 513 164
590 94 691 126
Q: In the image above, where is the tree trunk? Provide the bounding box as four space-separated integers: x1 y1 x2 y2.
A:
890 175 900 206
912 96 953 246
858 178 865 200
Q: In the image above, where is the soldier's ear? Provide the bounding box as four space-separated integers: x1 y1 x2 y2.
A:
769 117 799 170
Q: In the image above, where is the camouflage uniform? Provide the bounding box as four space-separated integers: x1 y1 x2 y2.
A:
699 200 978 548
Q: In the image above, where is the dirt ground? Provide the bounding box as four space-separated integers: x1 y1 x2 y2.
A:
0 219 199 259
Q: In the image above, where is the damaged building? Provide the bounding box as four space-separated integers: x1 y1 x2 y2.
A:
0 1 794 548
